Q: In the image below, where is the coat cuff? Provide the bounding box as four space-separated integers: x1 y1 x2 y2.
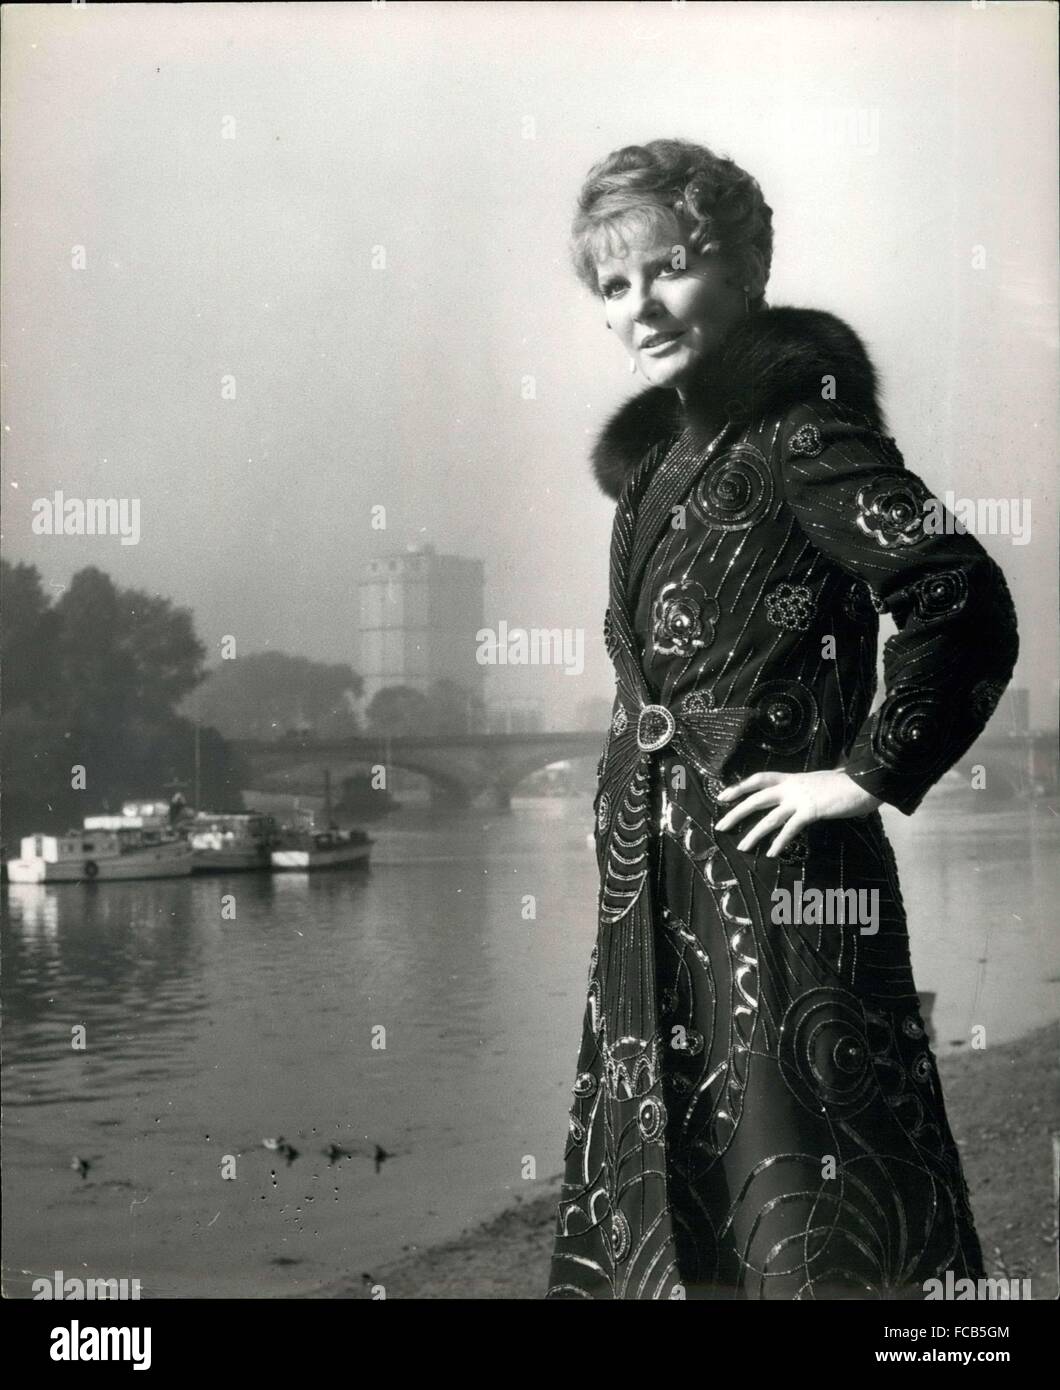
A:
842 759 931 817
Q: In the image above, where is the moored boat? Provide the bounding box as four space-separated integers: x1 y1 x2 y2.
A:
189 811 279 872
270 771 373 871
6 827 193 883
270 826 372 871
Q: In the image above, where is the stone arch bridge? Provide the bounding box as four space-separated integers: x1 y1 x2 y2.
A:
234 732 605 811
233 730 1052 813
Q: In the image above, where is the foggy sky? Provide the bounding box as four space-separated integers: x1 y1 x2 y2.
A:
2 1 1056 727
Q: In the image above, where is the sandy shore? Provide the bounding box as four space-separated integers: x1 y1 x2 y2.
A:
309 1020 1059 1299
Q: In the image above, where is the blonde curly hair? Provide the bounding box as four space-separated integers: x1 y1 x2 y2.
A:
571 138 773 307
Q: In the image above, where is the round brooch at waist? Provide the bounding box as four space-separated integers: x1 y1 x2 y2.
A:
636 703 676 752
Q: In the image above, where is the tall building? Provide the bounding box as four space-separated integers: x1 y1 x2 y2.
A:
357 545 485 707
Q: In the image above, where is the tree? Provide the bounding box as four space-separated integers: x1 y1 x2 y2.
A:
51 567 206 731
365 685 432 737
0 563 241 842
428 679 486 735
1 561 62 711
187 652 362 741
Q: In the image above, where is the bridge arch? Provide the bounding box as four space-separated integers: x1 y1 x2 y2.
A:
234 731 606 811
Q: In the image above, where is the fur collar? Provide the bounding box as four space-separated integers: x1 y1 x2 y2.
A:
591 305 884 499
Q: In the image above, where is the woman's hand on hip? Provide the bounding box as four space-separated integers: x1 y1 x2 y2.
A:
713 770 882 857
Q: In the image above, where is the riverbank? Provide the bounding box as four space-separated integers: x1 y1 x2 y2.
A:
311 1019 1059 1299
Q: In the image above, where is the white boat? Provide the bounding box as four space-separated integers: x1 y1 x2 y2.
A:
270 827 372 871
6 827 194 883
189 812 278 872
84 799 177 830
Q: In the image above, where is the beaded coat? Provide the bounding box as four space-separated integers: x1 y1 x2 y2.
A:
545 305 1020 1299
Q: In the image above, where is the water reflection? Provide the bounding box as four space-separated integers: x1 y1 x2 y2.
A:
1 795 1057 1297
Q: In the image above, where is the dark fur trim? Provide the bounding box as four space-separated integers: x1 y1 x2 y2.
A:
591 306 884 499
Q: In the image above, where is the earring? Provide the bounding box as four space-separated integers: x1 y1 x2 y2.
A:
743 286 752 315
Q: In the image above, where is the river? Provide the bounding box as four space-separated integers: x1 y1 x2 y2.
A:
2 794 1058 1297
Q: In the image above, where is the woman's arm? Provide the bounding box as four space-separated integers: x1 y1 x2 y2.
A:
716 400 1020 854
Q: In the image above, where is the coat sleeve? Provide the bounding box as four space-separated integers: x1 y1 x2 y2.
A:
777 402 1020 815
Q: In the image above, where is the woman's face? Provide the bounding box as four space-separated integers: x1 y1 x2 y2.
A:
595 221 748 391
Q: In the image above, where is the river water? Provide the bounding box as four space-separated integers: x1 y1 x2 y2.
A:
3 793 1058 1298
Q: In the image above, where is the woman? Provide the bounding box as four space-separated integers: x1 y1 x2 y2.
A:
545 139 1020 1300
